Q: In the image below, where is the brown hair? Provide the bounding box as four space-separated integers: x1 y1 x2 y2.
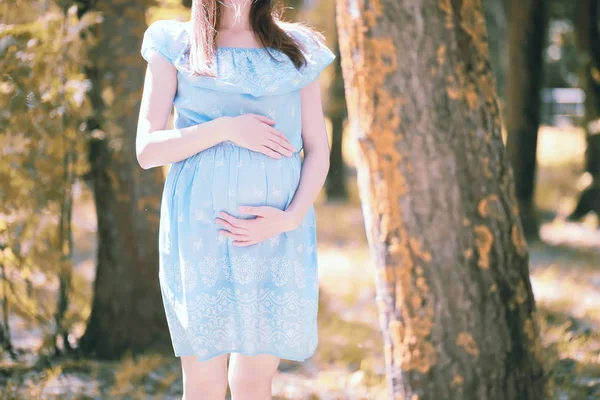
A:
187 0 318 77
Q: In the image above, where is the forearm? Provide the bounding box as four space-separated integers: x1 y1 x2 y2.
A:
136 117 231 170
285 148 330 225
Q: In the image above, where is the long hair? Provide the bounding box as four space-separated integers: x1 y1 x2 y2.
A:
188 0 314 76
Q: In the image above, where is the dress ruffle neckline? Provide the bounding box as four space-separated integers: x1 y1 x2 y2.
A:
141 20 336 97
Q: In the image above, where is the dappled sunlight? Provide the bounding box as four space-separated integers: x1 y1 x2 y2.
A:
531 266 600 327
540 219 600 248
536 126 586 167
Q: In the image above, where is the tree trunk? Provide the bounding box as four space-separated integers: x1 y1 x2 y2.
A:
325 39 349 201
482 0 508 105
76 0 169 358
569 0 600 221
336 0 546 398
505 0 548 240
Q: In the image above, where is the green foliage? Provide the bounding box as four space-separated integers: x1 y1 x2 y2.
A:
0 4 98 356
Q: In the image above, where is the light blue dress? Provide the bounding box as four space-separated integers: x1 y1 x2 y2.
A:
140 19 335 362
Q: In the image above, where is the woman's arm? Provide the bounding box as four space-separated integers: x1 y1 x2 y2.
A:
136 52 232 170
136 52 294 170
284 79 331 224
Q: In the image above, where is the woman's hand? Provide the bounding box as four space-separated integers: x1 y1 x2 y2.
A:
215 206 301 247
224 114 296 159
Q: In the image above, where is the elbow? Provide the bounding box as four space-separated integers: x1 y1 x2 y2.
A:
137 152 153 170
137 156 151 170
136 142 152 170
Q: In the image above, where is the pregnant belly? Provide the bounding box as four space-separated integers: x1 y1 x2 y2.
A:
164 141 302 221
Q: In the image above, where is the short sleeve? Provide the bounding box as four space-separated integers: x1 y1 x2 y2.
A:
140 20 187 64
288 27 336 86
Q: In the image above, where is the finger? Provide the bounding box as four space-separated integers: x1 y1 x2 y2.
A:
248 113 275 126
267 135 294 155
264 141 293 157
232 240 259 247
239 205 268 217
218 230 250 241
215 217 249 234
217 212 250 229
270 129 295 149
259 145 282 159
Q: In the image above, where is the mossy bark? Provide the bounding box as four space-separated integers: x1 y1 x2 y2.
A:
336 0 546 398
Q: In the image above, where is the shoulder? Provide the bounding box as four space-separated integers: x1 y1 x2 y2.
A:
141 19 188 64
145 19 187 40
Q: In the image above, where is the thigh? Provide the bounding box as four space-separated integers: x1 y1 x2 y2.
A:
228 353 280 381
181 354 228 387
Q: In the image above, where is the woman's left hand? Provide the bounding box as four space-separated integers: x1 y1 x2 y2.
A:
216 206 300 247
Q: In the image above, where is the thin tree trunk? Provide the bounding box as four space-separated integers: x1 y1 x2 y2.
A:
0 264 16 359
54 144 74 355
505 0 548 240
54 8 75 355
76 0 169 358
569 0 600 221
325 39 348 201
336 0 546 398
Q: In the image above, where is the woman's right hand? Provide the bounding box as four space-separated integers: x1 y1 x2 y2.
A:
224 114 296 158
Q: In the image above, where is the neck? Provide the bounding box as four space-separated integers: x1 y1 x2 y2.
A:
219 0 252 31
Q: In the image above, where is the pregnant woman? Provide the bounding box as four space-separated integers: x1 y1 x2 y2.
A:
136 0 334 399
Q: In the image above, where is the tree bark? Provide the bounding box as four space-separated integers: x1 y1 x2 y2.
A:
336 0 546 398
325 39 349 201
569 0 600 220
76 0 170 358
505 0 548 239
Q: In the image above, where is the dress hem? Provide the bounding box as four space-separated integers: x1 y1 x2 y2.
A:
174 347 317 363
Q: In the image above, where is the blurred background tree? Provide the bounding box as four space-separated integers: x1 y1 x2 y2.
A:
568 0 600 221
0 0 94 359
71 0 170 359
505 0 549 240
483 0 508 104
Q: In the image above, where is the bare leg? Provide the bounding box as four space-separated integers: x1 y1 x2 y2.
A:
228 353 280 400
180 354 228 400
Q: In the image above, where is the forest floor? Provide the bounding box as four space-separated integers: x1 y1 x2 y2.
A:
1 127 600 399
